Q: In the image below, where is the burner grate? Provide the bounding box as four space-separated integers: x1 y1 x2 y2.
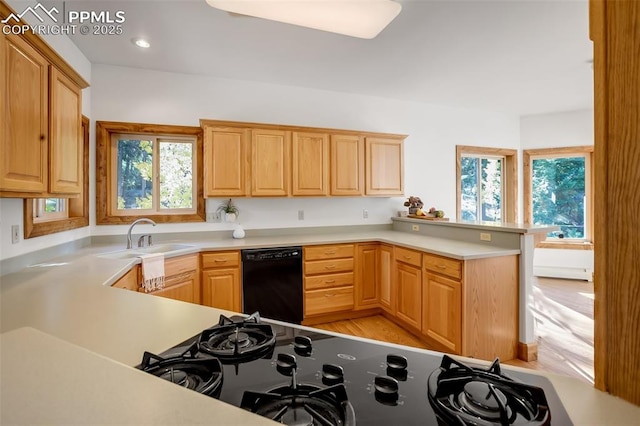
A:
428 355 551 426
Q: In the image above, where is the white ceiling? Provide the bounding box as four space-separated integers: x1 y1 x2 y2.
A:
64 0 593 116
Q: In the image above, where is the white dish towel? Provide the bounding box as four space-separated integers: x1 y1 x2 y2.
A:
140 253 165 293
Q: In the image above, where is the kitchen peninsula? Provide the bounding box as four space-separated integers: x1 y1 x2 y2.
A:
3 224 639 424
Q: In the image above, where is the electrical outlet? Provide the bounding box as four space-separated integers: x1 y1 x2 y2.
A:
480 232 492 241
298 210 304 220
11 224 19 244
206 212 221 222
362 209 369 219
412 224 420 231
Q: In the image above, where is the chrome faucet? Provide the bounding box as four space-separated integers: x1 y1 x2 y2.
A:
126 218 156 249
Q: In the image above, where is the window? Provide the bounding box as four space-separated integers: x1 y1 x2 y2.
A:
96 121 204 224
456 146 517 223
524 146 593 244
33 198 68 222
23 116 90 239
112 135 196 214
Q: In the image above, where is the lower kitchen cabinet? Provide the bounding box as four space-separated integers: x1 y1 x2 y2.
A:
201 251 241 312
111 266 140 292
422 272 461 353
379 244 394 313
141 254 200 305
303 244 355 319
355 243 379 309
395 261 422 331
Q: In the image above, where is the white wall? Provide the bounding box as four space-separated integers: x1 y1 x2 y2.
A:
520 109 594 280
89 64 521 237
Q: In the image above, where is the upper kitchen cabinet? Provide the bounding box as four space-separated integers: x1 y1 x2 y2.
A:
292 132 329 196
198 119 406 198
0 33 48 193
251 129 291 196
49 68 83 194
365 137 404 196
0 13 89 198
330 134 364 196
202 126 250 197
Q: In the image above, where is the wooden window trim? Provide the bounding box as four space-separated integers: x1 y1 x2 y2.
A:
523 146 594 245
96 121 205 225
23 116 89 238
455 145 518 223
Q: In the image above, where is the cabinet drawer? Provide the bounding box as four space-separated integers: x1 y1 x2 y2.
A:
201 251 240 269
304 244 355 260
394 247 422 268
423 254 462 280
305 286 354 316
305 272 354 290
165 254 198 277
304 258 353 275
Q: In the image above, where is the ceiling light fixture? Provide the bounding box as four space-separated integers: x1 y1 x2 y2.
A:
205 0 402 39
132 38 151 48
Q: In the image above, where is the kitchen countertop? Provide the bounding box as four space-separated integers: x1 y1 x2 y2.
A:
1 229 639 424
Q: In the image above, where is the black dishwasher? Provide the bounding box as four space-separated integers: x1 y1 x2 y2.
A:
241 246 303 324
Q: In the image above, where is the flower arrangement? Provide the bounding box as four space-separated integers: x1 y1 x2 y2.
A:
403 196 424 209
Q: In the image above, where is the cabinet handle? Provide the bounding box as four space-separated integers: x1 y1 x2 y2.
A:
324 279 336 284
403 255 412 260
325 251 337 255
325 265 336 270
214 259 227 262
324 293 335 297
436 264 446 269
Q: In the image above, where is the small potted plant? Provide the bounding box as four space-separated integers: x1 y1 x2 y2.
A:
217 198 239 222
403 196 424 215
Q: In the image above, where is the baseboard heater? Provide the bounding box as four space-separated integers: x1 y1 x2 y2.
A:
534 266 593 281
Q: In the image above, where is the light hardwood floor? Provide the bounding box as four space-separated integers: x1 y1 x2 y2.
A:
314 277 594 384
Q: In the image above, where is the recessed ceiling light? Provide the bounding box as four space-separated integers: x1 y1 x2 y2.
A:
206 0 402 39
132 38 150 48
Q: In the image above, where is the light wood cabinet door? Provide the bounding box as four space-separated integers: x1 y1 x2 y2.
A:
152 273 198 304
396 262 422 331
330 134 364 196
202 268 241 312
292 132 329 196
251 129 290 196
112 266 140 292
49 67 82 194
203 127 249 197
355 243 379 309
423 272 462 353
0 33 48 193
365 137 404 195
379 244 394 313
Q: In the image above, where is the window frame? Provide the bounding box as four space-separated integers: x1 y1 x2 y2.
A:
96 121 205 225
33 198 68 222
456 145 518 223
23 116 90 238
523 146 594 246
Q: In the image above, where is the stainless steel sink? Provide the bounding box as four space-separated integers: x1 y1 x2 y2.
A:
97 244 195 259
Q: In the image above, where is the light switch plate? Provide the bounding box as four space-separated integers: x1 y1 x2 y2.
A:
11 224 19 244
412 224 420 231
480 232 492 241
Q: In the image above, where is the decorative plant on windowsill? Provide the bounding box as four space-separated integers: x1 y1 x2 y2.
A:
403 196 424 215
217 198 239 222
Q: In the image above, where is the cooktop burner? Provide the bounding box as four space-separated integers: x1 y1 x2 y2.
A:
138 342 223 398
198 312 276 362
428 355 551 425
240 353 355 426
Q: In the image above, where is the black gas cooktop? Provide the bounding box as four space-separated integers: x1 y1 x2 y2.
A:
138 313 573 425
